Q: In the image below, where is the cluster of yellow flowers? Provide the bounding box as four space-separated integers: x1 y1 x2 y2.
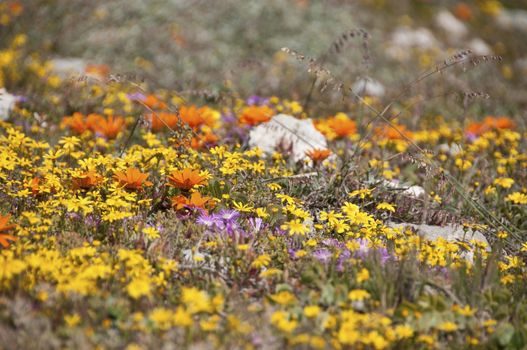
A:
1 16 527 348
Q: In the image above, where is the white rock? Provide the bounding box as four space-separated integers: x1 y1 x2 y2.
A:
390 27 439 49
384 179 425 198
496 9 527 31
515 57 527 73
467 38 492 55
388 222 490 261
50 58 87 78
352 77 385 97
387 27 440 60
435 10 468 40
248 114 327 163
0 88 16 120
404 185 426 198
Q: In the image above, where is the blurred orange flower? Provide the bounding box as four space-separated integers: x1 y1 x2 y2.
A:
466 116 515 137
0 214 17 248
85 64 110 80
171 192 215 212
168 168 208 190
484 116 515 130
92 115 125 139
72 171 103 190
375 124 413 140
61 113 106 135
179 105 217 129
61 112 90 134
143 95 167 110
454 3 473 21
30 177 41 195
8 2 23 16
113 168 152 191
316 113 357 139
191 132 219 149
465 122 485 137
306 148 331 162
239 105 274 126
148 112 179 132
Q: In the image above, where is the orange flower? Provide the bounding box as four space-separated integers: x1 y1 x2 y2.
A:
167 168 208 190
148 112 179 132
0 214 17 248
61 113 104 135
171 192 215 212
454 3 473 21
239 105 274 126
113 168 152 191
8 2 23 16
28 176 57 195
465 121 485 137
375 124 413 140
72 171 103 190
466 116 515 137
85 64 110 80
191 132 219 149
306 148 331 162
61 112 90 134
86 113 104 130
143 95 167 110
30 177 41 195
316 113 357 139
92 115 125 139
179 105 217 130
483 116 515 130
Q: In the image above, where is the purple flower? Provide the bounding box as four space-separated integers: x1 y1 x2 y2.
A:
313 249 333 264
216 209 240 222
15 95 28 103
246 95 269 106
465 132 478 142
288 248 299 259
195 209 256 242
248 217 263 232
378 247 391 264
352 238 393 264
337 250 351 271
221 112 237 124
322 238 345 249
127 92 147 101
66 212 81 219
196 213 216 227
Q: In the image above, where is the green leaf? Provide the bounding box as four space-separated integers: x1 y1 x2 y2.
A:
496 322 515 346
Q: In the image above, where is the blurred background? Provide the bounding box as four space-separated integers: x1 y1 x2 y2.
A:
3 0 527 117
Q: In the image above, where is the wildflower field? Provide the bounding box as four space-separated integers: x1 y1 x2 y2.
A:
1 1 527 349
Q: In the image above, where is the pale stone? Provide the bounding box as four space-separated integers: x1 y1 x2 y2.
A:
50 58 86 78
387 27 440 60
435 10 468 40
404 185 426 198
248 114 327 163
352 77 385 97
0 88 16 120
496 9 527 32
468 38 492 55
384 179 425 198
390 27 439 49
388 222 490 261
